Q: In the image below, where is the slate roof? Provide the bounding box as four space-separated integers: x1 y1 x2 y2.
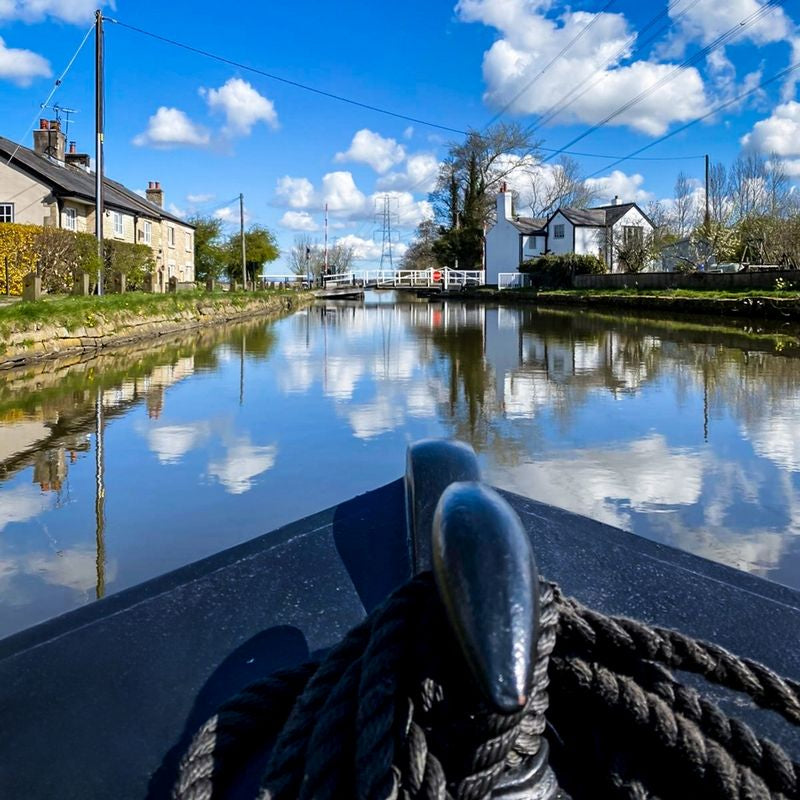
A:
0 136 192 227
556 202 651 228
510 216 547 234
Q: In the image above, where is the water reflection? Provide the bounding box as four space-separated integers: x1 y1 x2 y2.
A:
1 299 800 637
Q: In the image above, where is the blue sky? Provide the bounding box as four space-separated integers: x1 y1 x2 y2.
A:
0 0 798 270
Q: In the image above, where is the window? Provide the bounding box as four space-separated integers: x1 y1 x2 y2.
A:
185 232 192 252
623 225 643 246
141 220 152 245
63 207 77 231
168 226 175 247
168 261 175 278
553 223 565 239
0 203 14 223
113 211 124 237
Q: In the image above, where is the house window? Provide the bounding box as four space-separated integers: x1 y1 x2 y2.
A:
554 223 565 239
185 232 192 253
168 261 176 278
624 226 643 246
141 220 152 245
168 226 175 247
0 203 14 223
113 211 124 237
63 207 77 231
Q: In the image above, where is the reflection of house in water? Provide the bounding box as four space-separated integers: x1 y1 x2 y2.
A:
0 356 197 487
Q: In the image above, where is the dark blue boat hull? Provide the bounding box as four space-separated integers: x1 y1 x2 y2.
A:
0 481 798 799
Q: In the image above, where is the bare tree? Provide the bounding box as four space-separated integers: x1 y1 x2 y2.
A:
525 156 596 218
764 154 791 218
707 161 731 226
672 172 697 237
289 235 353 281
400 220 439 271
729 153 768 221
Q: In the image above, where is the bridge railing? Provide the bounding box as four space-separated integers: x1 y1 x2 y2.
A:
498 273 530 290
444 270 484 290
322 268 487 290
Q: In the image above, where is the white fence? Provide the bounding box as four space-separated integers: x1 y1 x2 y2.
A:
323 268 485 290
497 273 530 290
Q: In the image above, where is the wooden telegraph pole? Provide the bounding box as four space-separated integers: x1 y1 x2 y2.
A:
95 10 104 295
240 193 246 289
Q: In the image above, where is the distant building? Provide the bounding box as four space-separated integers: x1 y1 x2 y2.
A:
485 186 655 283
0 119 195 291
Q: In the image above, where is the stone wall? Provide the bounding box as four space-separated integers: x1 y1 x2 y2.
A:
0 292 312 370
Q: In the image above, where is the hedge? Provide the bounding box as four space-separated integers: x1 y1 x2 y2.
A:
0 223 154 295
519 253 607 288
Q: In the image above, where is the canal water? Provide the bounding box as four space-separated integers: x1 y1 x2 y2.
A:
2 295 800 637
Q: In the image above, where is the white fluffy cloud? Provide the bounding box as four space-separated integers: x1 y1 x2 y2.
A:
280 211 319 231
456 0 707 136
377 153 440 192
741 101 800 175
0 0 106 23
336 234 408 262
202 78 278 136
322 171 367 214
0 36 50 86
584 170 653 204
667 0 794 50
187 193 215 204
132 107 210 148
208 439 277 495
275 176 316 209
335 129 406 173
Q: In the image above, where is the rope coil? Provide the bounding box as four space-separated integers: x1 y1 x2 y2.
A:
172 574 799 800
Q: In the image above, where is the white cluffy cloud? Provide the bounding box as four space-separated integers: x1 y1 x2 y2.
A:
377 153 440 193
584 170 653 204
275 172 433 227
133 107 210 148
279 211 319 231
336 234 408 262
201 77 278 135
187 193 215 204
741 101 800 176
0 36 50 86
208 439 277 495
335 129 406 173
0 0 107 23
456 0 707 135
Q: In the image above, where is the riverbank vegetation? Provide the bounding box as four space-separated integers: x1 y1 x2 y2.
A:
0 289 305 337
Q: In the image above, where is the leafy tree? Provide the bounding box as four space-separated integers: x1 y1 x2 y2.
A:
400 220 439 271
226 225 279 284
187 215 227 282
431 123 540 268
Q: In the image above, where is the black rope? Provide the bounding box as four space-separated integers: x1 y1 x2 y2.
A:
172 574 799 800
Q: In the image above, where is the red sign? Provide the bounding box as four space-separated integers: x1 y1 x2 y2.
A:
433 270 442 283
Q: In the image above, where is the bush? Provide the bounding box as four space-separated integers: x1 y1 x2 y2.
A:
103 240 155 291
519 253 606 288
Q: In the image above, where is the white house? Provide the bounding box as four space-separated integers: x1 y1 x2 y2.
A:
485 187 655 283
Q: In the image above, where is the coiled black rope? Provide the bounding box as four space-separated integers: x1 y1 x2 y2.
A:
172 574 799 800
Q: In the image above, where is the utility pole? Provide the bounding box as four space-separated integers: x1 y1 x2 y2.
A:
704 154 710 227
95 9 104 295
239 193 246 289
323 202 329 282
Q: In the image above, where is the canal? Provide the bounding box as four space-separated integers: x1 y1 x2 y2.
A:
1 294 800 638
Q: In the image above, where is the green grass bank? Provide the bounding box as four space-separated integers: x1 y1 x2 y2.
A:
0 290 313 370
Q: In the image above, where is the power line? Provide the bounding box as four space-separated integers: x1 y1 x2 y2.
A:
6 22 94 166
540 0 780 164
105 17 466 136
483 0 618 129
584 57 800 179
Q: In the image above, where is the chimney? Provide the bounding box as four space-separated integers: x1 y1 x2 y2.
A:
146 180 164 208
33 118 66 163
496 183 512 222
612 195 619 206
65 141 91 171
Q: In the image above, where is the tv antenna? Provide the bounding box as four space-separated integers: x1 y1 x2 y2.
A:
41 103 80 139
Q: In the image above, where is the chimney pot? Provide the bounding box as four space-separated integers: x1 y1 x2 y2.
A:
613 195 619 206
69 141 76 154
50 120 60 132
40 119 49 130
